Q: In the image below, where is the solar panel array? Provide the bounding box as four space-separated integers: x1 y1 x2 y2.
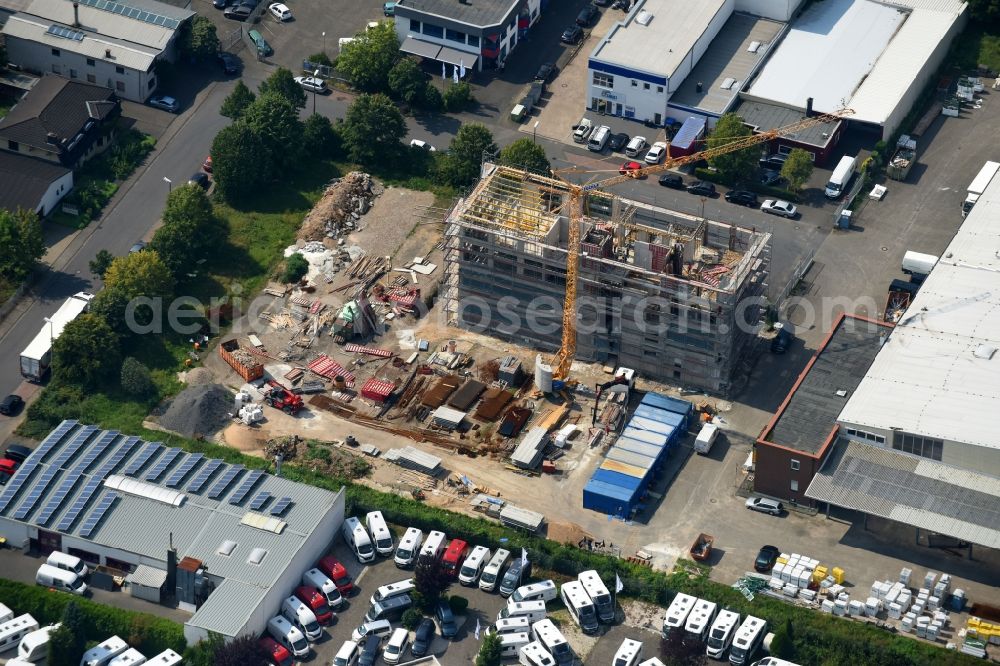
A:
144 447 182 482
270 496 293 516
165 453 204 488
186 459 224 493
35 469 82 527
79 491 119 538
208 465 244 500
50 425 99 470
12 465 62 520
94 436 142 478
122 442 163 476
228 470 265 505
77 0 180 29
0 422 76 514
75 431 119 472
57 476 104 532
47 24 85 40
249 491 272 511
33 420 78 461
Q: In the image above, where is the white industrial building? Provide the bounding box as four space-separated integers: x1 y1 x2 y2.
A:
744 0 968 139
807 173 1000 552
0 421 345 644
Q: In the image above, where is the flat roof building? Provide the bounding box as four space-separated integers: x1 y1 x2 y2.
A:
735 100 844 166
0 421 345 644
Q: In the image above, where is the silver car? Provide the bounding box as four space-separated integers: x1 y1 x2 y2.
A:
148 95 179 112
745 496 783 515
760 199 798 219
294 76 327 93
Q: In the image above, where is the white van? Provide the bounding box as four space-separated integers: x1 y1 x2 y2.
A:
493 616 531 635
479 548 510 592
578 570 614 623
0 603 13 625
560 580 599 634
901 250 938 280
370 579 415 605
685 599 718 642
394 527 423 568
36 563 87 595
0 615 38 654
706 609 741 659
365 511 394 556
383 627 409 664
333 639 360 666
531 619 573 665
81 634 129 666
47 551 89 577
282 595 322 642
512 579 556 603
662 592 696 638
342 516 376 563
267 615 310 658
588 125 611 152
499 631 531 658
496 599 546 624
613 638 644 666
107 647 146 666
458 545 492 586
519 641 556 666
303 568 344 609
694 423 719 455
145 649 182 666
18 623 61 661
824 154 856 199
419 530 446 561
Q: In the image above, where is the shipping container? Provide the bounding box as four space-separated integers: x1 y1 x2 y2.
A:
627 417 678 442
592 467 642 490
634 404 685 428
668 117 706 158
605 446 657 471
219 339 264 381
639 393 693 428
600 458 648 480
622 427 670 448
582 478 639 515
614 437 665 461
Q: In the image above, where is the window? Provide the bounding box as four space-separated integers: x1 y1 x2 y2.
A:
70 69 77 79
845 428 885 444
446 28 464 43
593 72 613 88
892 432 943 461
87 74 96 83
468 34 479 47
7 141 18 151
116 66 125 74
87 58 96 66
631 80 637 87
422 23 443 38
790 480 799 491
115 81 125 92
790 459 800 471
51 64 61 74
657 86 663 93
148 77 156 89
410 19 420 31
643 82 650 90
51 48 61 56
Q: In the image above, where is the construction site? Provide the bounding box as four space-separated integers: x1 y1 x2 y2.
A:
441 164 772 395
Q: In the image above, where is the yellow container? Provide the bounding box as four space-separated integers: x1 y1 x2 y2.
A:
831 567 845 584
812 565 828 583
777 557 788 565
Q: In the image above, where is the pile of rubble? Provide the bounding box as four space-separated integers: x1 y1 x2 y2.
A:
284 241 352 283
299 172 383 242
159 384 234 438
264 435 300 461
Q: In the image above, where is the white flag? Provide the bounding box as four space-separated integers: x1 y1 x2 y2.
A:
475 617 481 640
442 61 446 80
459 59 466 78
521 547 529 567
615 573 624 593
452 65 459 84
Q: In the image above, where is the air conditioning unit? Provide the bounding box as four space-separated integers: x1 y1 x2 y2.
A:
636 10 653 25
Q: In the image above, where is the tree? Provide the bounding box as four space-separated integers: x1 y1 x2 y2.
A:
969 0 1000 26
781 148 815 192
213 635 268 666
422 84 443 112
220 80 255 119
152 184 219 275
307 52 333 67
436 123 496 188
770 618 796 659
47 601 86 666
121 356 154 395
0 208 45 281
401 608 423 630
211 121 271 201
281 253 309 283
337 21 401 92
52 313 120 387
443 81 473 112
96 250 175 332
242 93 304 171
341 93 406 166
475 632 503 666
413 554 451 611
499 138 550 174
706 113 756 183
259 67 307 110
303 113 340 158
179 16 219 60
388 57 426 106
89 249 115 279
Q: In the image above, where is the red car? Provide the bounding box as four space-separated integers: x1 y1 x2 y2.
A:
619 161 643 177
295 585 333 624
258 637 292 666
0 458 18 485
317 555 354 595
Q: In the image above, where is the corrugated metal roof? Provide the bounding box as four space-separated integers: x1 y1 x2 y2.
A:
838 174 1000 451
627 416 677 437
614 437 664 460
634 404 684 427
639 393 692 419
806 440 1000 549
583 479 636 503
431 405 466 425
621 427 669 447
511 427 547 468
126 564 167 588
498 505 544 530
592 468 642 490
600 458 647 479
3 15 159 71
24 0 190 48
185 579 269 638
605 446 656 471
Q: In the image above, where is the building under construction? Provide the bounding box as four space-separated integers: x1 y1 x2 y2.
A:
441 164 772 395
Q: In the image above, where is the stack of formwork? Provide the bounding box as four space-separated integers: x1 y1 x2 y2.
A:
421 375 461 408
511 427 548 469
383 446 442 475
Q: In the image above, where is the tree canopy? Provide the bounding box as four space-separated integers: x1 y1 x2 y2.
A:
179 16 219 60
499 138 550 174
475 632 503 666
706 113 756 184
341 93 406 166
152 181 220 277
220 80 255 119
414 554 452 611
94 250 174 332
436 124 497 188
242 93 305 171
89 249 114 280
337 22 401 92
0 208 45 282
388 58 427 106
781 148 814 192
211 121 271 200
259 67 307 110
303 113 340 158
52 313 121 387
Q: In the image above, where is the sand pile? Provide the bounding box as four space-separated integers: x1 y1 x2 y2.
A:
298 172 383 241
159 384 233 438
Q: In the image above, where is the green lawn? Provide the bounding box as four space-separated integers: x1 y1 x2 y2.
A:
950 27 1000 72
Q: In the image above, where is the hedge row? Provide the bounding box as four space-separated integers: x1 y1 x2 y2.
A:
0 579 185 656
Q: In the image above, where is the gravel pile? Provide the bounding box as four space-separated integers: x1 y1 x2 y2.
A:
159 383 233 438
299 172 383 241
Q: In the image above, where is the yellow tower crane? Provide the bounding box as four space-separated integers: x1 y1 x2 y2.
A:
548 108 855 380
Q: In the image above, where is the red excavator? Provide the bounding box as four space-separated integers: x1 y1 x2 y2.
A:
264 380 304 415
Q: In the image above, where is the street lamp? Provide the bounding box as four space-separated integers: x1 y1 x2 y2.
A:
163 176 172 194
322 31 326 56
533 121 539 144
700 196 706 220
312 68 321 115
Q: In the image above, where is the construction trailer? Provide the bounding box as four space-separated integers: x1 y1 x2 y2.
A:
442 165 771 395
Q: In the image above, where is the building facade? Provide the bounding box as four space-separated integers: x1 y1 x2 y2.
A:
0 151 74 216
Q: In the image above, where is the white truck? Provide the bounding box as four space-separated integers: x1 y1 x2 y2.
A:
962 161 1000 217
824 155 857 200
693 423 719 455
19 292 95 381
901 251 938 283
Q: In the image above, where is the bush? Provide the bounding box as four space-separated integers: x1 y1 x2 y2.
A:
448 595 469 615
443 82 473 112
281 253 309 283
120 357 154 396
401 608 424 630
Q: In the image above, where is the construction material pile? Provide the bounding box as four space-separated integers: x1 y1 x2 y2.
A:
284 241 351 283
264 435 299 461
159 384 233 438
299 172 383 241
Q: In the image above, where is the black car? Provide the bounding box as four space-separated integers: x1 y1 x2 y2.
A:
755 545 780 572
771 325 793 354
436 601 458 638
358 634 381 666
534 62 557 83
0 394 24 416
687 181 716 196
608 133 629 152
212 0 229 8
223 4 252 20
411 618 436 656
759 153 788 171
188 172 210 190
4 444 34 464
658 173 684 189
561 25 583 44
725 190 758 206
576 4 598 25
217 52 240 74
